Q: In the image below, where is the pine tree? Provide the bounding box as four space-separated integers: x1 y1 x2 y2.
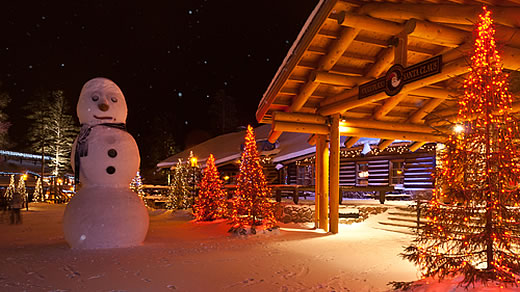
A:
403 7 520 286
17 175 28 209
193 154 227 221
5 175 15 200
26 90 78 176
230 125 276 234
32 177 43 202
130 171 145 199
167 159 192 209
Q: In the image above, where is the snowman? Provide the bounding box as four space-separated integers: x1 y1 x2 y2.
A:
63 77 149 249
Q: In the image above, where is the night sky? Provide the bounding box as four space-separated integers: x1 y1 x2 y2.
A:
1 0 319 174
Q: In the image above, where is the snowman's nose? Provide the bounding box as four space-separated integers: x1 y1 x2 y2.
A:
98 103 109 112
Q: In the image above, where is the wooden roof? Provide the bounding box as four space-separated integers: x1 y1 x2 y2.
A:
256 0 520 146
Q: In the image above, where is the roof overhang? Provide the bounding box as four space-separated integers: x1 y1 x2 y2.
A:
256 0 520 150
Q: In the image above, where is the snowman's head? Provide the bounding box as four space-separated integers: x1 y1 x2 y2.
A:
77 77 128 125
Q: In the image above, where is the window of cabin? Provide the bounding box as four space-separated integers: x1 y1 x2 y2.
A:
356 162 369 186
390 160 405 186
296 163 314 186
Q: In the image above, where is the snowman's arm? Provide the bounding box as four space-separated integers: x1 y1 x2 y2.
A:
71 136 78 172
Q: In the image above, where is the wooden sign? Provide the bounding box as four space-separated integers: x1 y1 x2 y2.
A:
358 55 443 99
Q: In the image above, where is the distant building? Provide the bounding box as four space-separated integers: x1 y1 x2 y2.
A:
157 125 436 203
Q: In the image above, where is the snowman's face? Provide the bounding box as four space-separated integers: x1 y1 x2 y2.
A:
77 77 127 125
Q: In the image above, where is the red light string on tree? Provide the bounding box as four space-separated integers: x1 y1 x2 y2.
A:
403 6 520 287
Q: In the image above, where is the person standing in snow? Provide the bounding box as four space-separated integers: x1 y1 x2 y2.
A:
9 190 23 224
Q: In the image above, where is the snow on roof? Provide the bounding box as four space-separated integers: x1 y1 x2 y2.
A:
156 127 412 169
157 125 326 169
157 125 271 168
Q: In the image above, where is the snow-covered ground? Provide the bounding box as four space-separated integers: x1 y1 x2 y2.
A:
2 201 496 292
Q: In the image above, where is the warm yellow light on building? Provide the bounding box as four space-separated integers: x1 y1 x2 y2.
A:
223 175 230 181
190 156 198 167
453 124 464 133
57 178 63 185
22 174 28 181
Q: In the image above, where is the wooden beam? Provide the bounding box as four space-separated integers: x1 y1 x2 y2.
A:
341 117 436 133
409 87 455 99
312 71 368 87
318 56 469 116
289 80 320 112
378 139 394 150
307 134 317 146
329 115 340 234
272 121 329 135
405 18 469 47
372 93 408 120
406 98 445 124
320 47 394 108
319 27 361 71
273 111 328 125
428 100 520 127
336 11 405 35
344 136 360 148
268 130 283 144
358 3 520 28
366 47 395 79
340 127 446 142
409 141 427 152
316 134 329 232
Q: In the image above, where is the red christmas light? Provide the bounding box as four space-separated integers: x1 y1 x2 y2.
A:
403 6 520 286
229 125 277 234
193 154 227 221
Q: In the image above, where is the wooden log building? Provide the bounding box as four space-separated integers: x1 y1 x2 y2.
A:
255 0 520 233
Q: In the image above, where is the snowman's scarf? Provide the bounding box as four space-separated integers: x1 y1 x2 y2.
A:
74 123 127 185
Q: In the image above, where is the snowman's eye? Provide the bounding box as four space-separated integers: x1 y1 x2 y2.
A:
111 97 118 103
92 95 99 102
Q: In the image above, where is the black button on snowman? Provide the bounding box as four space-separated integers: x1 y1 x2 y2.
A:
63 77 149 249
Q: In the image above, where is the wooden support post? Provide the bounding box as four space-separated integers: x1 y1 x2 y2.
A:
393 33 408 66
316 134 329 231
330 114 340 234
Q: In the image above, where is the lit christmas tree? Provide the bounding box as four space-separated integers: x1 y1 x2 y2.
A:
403 7 520 286
130 171 145 199
167 159 192 209
5 174 15 200
17 175 28 209
230 125 276 234
32 177 43 202
193 154 227 221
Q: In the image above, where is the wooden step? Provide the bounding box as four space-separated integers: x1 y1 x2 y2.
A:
387 216 427 224
378 220 418 229
374 226 416 235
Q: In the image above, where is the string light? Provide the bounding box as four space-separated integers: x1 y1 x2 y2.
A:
230 125 277 233
403 6 520 287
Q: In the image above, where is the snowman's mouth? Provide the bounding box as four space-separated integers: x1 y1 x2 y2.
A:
94 115 113 120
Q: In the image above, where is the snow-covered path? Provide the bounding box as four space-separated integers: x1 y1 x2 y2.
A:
0 203 419 291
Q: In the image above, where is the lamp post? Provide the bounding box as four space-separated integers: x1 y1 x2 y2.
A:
190 156 198 205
